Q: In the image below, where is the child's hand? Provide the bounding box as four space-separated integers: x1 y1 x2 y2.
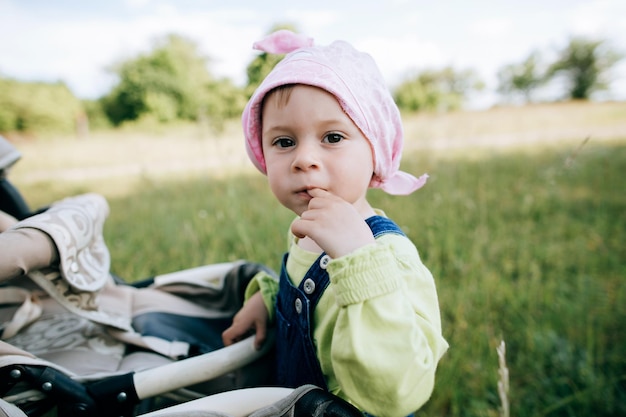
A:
291 188 375 258
222 292 269 350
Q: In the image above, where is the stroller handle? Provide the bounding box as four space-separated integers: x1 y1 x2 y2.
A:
133 332 274 400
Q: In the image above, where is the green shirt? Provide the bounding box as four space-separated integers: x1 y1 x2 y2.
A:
247 214 448 416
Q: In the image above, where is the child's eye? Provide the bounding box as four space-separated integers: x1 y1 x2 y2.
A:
323 133 344 144
273 137 295 148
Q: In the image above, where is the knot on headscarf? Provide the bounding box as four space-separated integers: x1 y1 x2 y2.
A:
242 30 428 195
253 30 314 54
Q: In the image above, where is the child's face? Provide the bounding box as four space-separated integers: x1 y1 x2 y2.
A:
261 85 374 216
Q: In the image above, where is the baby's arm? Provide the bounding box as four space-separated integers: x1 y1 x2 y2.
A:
222 291 269 350
328 237 448 416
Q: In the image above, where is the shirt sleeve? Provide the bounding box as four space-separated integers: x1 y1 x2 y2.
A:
326 235 448 416
245 270 279 323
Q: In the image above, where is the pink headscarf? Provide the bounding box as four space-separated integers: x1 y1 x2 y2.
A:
242 30 428 195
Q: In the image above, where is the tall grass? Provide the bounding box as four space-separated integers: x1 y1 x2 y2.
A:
9 103 626 416
399 142 626 416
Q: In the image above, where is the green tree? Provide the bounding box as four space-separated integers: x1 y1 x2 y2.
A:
82 99 112 131
547 37 623 100
201 77 248 132
394 67 484 112
0 77 83 135
102 34 214 125
497 50 546 103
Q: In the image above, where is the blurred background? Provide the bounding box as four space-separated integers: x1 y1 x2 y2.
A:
1 1 625 417
0 0 625 136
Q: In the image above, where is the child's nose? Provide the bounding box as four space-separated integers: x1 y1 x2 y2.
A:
291 141 320 171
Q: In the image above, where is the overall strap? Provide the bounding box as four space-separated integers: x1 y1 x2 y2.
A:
274 215 406 389
365 215 405 238
297 215 406 307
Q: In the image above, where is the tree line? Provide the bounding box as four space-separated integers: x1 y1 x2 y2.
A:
0 28 622 137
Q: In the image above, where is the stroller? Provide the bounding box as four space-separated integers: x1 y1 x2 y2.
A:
0 136 362 417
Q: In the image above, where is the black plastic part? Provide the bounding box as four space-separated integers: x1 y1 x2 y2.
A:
0 179 32 220
0 365 139 417
294 388 364 417
86 372 140 417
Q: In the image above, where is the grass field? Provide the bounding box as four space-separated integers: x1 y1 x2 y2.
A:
8 101 626 417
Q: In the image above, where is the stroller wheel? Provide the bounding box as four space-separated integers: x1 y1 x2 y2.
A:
292 386 363 417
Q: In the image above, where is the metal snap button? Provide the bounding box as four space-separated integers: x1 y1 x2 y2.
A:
294 298 303 314
319 255 331 270
303 278 316 294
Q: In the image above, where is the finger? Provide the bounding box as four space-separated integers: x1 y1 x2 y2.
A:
306 188 332 199
222 322 246 346
222 328 236 346
306 189 347 211
291 218 307 238
254 324 267 350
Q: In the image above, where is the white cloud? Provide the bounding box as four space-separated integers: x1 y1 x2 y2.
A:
569 0 626 37
358 35 447 86
284 9 340 32
0 0 624 103
0 4 268 97
124 0 154 9
467 17 513 38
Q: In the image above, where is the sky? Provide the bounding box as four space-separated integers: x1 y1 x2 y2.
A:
1 0 625 108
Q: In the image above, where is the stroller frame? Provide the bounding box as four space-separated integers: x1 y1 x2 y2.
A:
2 332 273 416
0 135 276 416
0 135 363 417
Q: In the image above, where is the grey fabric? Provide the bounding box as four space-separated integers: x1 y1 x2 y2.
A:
146 412 232 417
0 192 275 415
1 289 129 378
248 385 319 417
0 399 28 417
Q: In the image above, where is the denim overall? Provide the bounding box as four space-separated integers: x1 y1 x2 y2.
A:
275 215 405 390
